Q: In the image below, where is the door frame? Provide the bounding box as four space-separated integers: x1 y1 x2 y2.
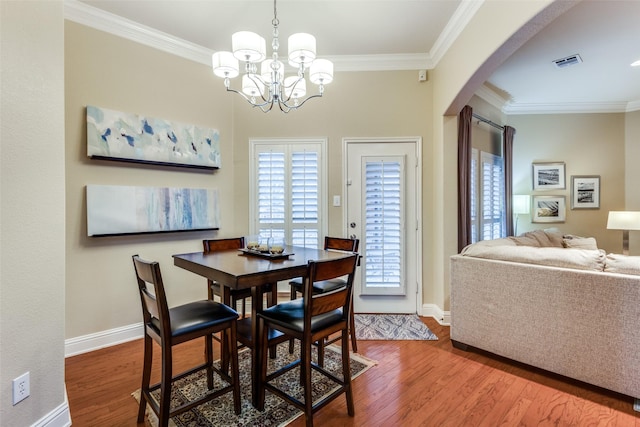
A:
342 137 423 315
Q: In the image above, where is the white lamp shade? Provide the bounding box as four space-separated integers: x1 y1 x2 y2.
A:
288 33 316 66
284 76 306 98
260 59 284 83
607 211 640 230
232 31 266 62
512 195 531 215
241 74 265 97
309 59 334 85
212 51 239 78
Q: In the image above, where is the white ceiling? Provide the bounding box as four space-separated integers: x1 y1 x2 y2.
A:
71 0 640 114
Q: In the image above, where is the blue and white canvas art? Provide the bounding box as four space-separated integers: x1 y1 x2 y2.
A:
86 185 220 236
86 105 221 169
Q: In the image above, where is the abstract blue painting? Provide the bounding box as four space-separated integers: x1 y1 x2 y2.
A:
86 185 220 236
86 105 221 169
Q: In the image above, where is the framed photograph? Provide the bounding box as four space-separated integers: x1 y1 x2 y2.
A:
571 175 600 209
532 195 566 223
532 162 566 190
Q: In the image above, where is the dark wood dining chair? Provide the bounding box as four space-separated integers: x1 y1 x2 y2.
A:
203 238 250 317
289 236 360 360
257 253 359 427
204 237 279 360
132 255 241 427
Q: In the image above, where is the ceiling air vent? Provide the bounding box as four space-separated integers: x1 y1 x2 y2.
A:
553 54 583 68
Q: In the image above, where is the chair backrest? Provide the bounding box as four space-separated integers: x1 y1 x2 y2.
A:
324 236 359 252
303 254 359 320
132 255 171 343
203 237 245 253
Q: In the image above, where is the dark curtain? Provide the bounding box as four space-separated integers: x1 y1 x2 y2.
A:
457 105 473 252
503 125 516 236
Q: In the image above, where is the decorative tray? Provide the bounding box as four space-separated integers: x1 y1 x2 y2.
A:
238 248 294 260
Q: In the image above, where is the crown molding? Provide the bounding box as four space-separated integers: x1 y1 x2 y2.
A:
64 0 213 65
503 101 631 115
474 84 509 112
430 0 484 66
64 0 433 72
627 100 640 112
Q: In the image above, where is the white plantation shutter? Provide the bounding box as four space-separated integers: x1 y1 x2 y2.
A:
470 148 479 243
250 140 326 248
470 150 506 242
291 151 319 246
362 157 404 295
480 151 505 240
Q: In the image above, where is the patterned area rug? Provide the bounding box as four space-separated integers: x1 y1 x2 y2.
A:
354 314 438 340
132 342 376 427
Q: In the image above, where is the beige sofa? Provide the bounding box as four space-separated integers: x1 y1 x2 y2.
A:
450 230 640 410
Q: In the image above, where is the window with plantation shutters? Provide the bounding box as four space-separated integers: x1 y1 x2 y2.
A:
470 149 506 242
362 156 404 295
250 139 326 248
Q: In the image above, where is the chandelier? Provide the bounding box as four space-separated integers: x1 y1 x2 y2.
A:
211 0 333 113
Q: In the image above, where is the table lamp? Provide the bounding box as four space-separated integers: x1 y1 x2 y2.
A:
513 195 531 236
606 211 640 255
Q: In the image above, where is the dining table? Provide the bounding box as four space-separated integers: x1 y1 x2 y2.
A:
172 244 356 407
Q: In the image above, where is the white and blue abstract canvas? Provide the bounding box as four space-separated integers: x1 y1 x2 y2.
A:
86 185 220 236
86 105 221 169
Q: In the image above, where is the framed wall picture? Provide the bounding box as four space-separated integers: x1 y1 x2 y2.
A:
532 195 566 223
532 162 566 190
571 175 600 209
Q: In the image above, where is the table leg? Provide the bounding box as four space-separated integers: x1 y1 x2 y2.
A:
220 286 231 374
251 284 264 408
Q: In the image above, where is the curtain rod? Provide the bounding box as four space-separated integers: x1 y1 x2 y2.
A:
472 113 504 131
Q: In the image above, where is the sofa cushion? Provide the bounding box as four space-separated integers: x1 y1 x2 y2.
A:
562 235 598 250
509 229 564 247
604 253 640 275
460 244 606 271
460 238 516 254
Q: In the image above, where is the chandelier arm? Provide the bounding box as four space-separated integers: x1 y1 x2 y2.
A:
280 93 323 110
224 86 274 109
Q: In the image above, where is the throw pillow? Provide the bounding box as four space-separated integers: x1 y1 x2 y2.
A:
562 235 598 250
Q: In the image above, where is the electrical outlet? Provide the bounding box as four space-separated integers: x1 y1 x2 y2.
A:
12 372 30 405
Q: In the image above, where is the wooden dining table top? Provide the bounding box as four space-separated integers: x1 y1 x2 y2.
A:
172 245 352 289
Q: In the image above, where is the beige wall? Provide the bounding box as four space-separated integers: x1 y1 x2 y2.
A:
231 71 433 237
625 110 640 252
65 21 236 339
509 113 626 253
64 22 432 341
1 1 67 425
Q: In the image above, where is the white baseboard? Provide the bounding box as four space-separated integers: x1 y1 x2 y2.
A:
421 303 450 326
34 390 71 427
65 322 143 357
65 304 450 358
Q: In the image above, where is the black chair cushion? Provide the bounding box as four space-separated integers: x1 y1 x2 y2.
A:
289 278 347 294
259 299 343 333
149 300 238 338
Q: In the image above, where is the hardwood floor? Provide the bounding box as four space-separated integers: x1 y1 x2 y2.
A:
65 317 640 426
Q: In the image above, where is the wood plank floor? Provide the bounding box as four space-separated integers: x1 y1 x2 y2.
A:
65 317 640 426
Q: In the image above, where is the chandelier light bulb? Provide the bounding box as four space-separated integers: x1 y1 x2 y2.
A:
309 59 334 85
242 74 265 97
232 31 266 63
212 51 239 78
284 76 306 99
288 33 316 66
